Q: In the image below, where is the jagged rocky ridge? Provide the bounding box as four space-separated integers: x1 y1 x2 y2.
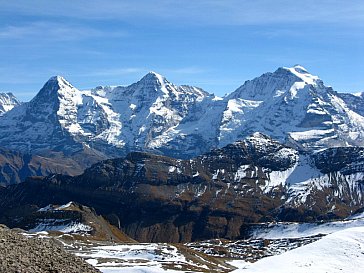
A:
0 65 363 170
1 134 363 243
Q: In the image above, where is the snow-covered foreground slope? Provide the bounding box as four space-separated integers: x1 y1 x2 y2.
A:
80 243 231 273
15 203 364 273
231 227 364 273
28 222 364 273
1 65 364 161
251 212 364 239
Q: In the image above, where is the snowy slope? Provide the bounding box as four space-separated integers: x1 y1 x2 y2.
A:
98 72 211 152
250 215 364 239
80 243 230 273
231 227 364 273
0 92 20 116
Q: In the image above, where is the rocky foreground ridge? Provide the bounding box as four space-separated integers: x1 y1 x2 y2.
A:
0 225 99 273
1 133 363 243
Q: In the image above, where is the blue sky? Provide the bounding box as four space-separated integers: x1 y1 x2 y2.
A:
0 0 363 101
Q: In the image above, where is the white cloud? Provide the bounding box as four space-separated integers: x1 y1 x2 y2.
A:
164 67 207 74
75 68 146 77
0 21 127 41
1 0 364 26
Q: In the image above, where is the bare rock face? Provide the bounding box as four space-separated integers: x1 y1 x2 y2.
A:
312 146 364 174
0 225 100 273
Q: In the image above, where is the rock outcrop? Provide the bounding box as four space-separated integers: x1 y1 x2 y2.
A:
0 225 100 273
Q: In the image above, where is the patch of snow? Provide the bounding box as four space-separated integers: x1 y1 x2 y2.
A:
232 227 364 273
284 65 320 86
38 204 53 212
289 129 335 141
78 243 203 273
168 166 176 173
29 221 93 234
56 201 74 210
251 215 364 239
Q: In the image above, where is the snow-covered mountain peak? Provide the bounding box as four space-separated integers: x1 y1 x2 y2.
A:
31 75 78 102
48 75 66 83
218 65 363 151
0 92 21 115
353 91 364 98
23 75 85 136
144 71 165 80
282 65 321 86
0 92 18 100
228 68 299 101
138 71 167 86
111 71 172 100
288 64 309 73
226 65 328 103
46 75 74 90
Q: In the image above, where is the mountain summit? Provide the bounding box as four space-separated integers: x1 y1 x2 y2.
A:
283 65 321 85
228 65 322 101
140 71 166 84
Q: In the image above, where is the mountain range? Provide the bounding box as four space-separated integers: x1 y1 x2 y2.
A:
0 65 363 164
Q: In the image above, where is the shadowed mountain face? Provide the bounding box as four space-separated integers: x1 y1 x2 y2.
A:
1 134 363 243
0 146 107 186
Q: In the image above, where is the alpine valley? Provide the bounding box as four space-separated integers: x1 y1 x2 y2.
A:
1 65 364 272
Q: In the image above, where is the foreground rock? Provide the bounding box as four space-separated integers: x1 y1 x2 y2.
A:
0 225 100 273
